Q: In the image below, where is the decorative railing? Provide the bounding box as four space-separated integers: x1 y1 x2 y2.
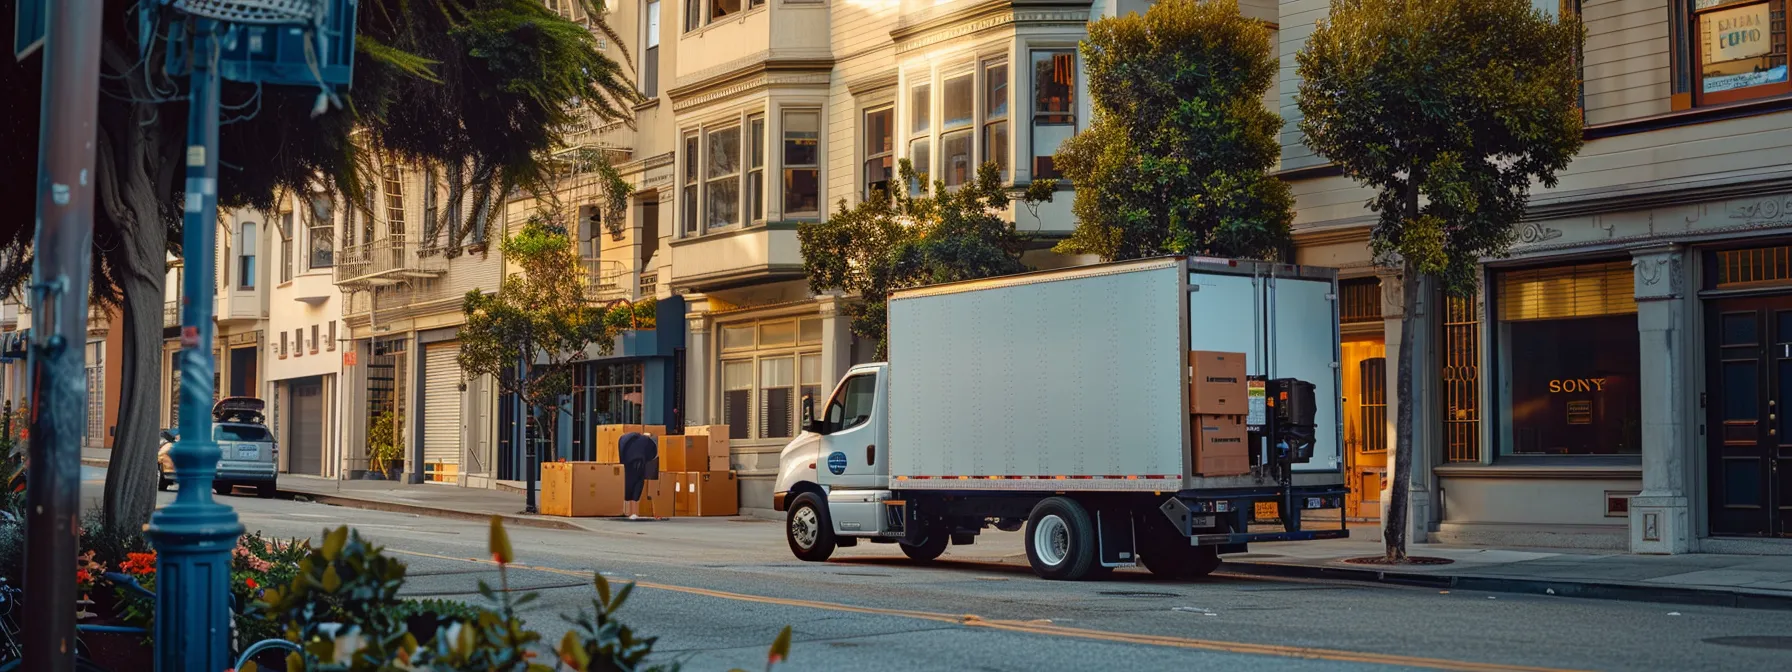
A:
637 270 658 299
583 258 627 301
335 235 446 286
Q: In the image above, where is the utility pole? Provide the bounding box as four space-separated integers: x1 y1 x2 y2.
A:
22 2 103 671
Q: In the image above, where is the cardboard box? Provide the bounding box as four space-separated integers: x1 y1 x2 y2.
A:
1192 414 1250 477
685 425 732 463
596 424 667 463
707 454 731 471
660 434 709 472
1190 351 1248 415
638 479 673 518
539 462 626 517
671 471 739 517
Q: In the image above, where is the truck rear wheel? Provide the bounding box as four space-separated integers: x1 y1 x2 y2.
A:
1025 497 1099 580
786 492 837 562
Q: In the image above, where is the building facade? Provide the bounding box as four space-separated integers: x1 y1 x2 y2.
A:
265 189 349 478
1282 0 1792 553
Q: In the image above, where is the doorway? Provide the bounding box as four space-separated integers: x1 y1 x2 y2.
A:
1706 295 1792 538
230 346 258 398
288 377 325 475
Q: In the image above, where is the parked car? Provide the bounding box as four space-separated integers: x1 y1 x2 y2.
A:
157 397 278 498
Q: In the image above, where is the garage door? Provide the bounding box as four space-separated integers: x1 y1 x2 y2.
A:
290 379 324 475
423 342 462 482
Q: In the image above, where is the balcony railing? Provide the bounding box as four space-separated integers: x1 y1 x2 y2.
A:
583 258 627 302
335 235 447 288
637 270 658 299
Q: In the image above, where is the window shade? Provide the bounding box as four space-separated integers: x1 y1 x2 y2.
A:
1498 261 1636 322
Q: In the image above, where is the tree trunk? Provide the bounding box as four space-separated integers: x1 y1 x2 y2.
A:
1384 257 1424 562
95 43 176 533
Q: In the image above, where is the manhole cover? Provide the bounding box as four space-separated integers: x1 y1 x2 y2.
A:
1099 591 1180 598
1704 636 1792 650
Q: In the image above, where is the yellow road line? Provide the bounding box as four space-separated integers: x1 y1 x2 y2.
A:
387 548 1583 672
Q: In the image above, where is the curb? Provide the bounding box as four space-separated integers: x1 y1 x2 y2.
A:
81 458 109 468
1220 560 1792 612
280 490 585 532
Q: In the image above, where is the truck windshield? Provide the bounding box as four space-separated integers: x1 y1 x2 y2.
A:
215 424 271 442
827 373 878 430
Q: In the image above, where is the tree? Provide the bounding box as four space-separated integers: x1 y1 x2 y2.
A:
1053 0 1292 262
800 162 1054 359
0 0 638 532
458 208 614 482
1296 0 1583 561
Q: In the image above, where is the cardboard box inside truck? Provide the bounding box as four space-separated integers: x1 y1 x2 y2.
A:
1189 351 1248 415
660 434 709 472
539 462 626 517
1192 414 1249 476
596 424 666 463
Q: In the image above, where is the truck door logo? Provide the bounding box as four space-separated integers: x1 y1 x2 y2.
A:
826 452 848 475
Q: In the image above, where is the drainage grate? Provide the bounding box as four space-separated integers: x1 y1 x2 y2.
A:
1703 636 1792 651
1099 591 1180 598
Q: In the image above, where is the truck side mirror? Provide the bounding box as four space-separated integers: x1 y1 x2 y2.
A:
159 429 175 443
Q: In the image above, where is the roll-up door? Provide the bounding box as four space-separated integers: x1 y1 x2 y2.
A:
423 342 463 482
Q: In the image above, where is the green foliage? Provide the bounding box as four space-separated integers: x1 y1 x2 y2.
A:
1295 0 1585 294
603 298 658 332
258 526 418 671
800 161 1054 358
367 410 401 473
1054 0 1293 262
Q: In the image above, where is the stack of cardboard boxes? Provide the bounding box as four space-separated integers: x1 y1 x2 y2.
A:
539 424 740 518
1189 351 1250 477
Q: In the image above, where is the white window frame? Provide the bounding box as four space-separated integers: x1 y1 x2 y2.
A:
238 221 257 290
862 104 895 200
682 0 767 33
716 316 825 441
1029 48 1078 181
678 108 770 237
642 0 661 98
903 58 1012 192
780 108 821 219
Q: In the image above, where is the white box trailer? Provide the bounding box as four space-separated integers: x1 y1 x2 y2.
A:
773 257 1350 580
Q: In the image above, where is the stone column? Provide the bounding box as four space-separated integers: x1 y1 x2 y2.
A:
684 294 711 426
1629 246 1692 554
1378 270 1436 544
817 292 851 391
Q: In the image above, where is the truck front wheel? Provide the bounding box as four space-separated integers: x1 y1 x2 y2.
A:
1024 497 1099 580
786 492 837 562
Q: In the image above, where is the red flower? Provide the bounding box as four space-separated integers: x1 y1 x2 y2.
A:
75 569 91 584
244 577 258 590
121 552 158 576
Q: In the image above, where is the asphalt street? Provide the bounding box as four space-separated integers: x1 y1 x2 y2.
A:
103 484 1788 672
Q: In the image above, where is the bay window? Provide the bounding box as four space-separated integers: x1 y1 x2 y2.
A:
308 195 334 269
864 107 894 199
643 0 660 98
238 222 257 290
1692 0 1789 105
783 109 820 217
1031 49 1077 179
681 110 780 235
941 73 974 188
984 61 1009 181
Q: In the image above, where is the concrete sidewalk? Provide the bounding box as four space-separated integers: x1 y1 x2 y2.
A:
268 473 1792 611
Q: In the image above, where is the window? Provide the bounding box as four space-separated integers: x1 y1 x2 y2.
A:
759 321 796 348
783 110 820 217
909 84 931 185
863 107 894 199
748 114 766 223
722 360 752 440
309 196 334 269
682 132 699 235
328 320 337 351
1031 50 1077 179
383 166 407 238
722 324 755 350
1496 261 1640 456
215 424 272 442
311 325 321 354
759 356 795 439
85 341 104 448
282 212 295 282
940 73 974 188
983 61 1009 181
825 373 877 432
344 198 357 249
642 0 660 98
294 328 304 357
799 353 822 418
1692 0 1789 105
238 222 257 289
280 331 290 359
684 0 700 31
705 126 742 229
711 0 740 21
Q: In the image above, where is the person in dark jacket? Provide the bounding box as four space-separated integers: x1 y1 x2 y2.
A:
618 431 659 520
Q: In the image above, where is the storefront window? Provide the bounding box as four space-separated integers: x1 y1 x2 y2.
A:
1497 261 1642 456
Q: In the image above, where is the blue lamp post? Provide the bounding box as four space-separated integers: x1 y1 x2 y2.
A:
140 1 357 669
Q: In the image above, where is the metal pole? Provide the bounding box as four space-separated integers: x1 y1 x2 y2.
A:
22 1 103 670
144 24 243 672
521 354 536 513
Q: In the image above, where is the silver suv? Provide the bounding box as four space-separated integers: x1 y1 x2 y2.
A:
157 397 278 498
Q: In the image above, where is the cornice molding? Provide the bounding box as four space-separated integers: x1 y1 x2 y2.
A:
847 71 900 97
891 1 1091 55
667 59 835 113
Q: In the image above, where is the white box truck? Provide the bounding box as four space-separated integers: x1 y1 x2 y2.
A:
773 257 1350 580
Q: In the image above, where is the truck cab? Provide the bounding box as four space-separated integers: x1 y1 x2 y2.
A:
775 364 918 558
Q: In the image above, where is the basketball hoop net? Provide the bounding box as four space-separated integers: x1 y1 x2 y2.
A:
172 0 322 25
